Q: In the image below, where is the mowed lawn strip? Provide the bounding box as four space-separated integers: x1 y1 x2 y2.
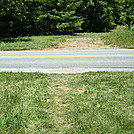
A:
0 72 134 134
0 36 67 51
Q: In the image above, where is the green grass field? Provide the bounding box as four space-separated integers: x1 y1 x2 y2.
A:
0 72 133 134
0 35 67 51
0 26 133 51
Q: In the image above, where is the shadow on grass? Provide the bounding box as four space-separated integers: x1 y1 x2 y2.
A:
0 38 31 43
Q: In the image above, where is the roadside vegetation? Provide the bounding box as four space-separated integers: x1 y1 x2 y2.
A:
102 26 134 49
0 35 67 51
0 72 134 134
0 1 133 51
0 26 133 51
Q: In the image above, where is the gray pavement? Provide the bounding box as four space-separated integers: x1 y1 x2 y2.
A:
0 49 134 73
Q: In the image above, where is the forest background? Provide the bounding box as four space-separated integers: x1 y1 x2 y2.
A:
0 0 133 37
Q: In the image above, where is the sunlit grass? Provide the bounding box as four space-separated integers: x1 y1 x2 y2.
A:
0 72 134 133
102 26 134 49
0 73 55 133
0 36 68 51
0 26 133 51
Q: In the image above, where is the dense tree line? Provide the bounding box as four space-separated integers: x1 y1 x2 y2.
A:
0 0 133 37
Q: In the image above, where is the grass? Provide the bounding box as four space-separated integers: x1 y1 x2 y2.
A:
0 34 98 51
0 36 67 51
0 72 134 134
0 26 133 51
101 26 134 49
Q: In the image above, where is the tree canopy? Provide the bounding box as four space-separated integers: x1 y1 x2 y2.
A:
0 0 133 37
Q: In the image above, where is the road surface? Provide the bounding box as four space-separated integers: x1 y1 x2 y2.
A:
0 49 134 73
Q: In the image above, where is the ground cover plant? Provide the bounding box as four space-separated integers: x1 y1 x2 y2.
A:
0 33 107 51
0 35 67 51
102 26 134 49
0 72 133 134
0 26 133 51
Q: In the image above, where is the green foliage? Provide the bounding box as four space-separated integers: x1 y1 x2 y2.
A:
78 0 117 32
0 0 28 37
119 0 134 29
102 26 134 49
0 0 133 37
37 0 83 35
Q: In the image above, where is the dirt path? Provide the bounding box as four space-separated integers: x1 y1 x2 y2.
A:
57 37 116 50
23 37 116 51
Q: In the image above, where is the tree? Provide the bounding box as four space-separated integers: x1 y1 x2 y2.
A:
0 0 133 37
119 0 134 29
0 0 83 37
77 0 116 32
37 0 83 35
0 0 29 37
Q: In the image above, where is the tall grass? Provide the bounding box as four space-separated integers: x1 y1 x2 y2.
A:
102 26 134 49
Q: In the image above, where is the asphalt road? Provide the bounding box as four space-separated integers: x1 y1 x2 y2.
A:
0 49 134 73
